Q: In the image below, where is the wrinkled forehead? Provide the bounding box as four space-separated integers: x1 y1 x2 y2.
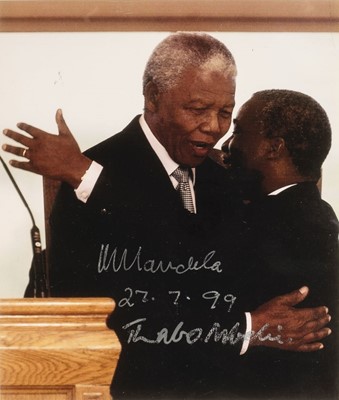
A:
177 64 236 94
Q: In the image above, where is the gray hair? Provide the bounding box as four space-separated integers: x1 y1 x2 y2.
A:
252 89 331 180
143 32 237 93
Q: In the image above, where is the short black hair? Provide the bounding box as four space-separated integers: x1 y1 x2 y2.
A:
252 89 331 180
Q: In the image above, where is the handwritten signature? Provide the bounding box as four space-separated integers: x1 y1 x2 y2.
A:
122 318 283 346
98 245 222 275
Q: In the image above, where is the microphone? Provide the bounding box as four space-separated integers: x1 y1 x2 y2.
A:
0 155 49 298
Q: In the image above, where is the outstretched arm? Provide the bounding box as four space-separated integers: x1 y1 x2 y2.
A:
250 286 331 352
2 109 91 188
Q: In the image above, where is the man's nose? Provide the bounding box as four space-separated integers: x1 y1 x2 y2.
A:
200 113 222 136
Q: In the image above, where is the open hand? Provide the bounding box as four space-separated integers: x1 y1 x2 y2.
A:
251 286 331 352
2 109 92 188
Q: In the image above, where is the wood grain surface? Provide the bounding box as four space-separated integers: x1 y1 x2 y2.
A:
0 298 121 399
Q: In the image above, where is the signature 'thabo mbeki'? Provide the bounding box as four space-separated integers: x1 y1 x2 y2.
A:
122 318 284 346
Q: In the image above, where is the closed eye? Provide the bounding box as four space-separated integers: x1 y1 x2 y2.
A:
189 107 208 115
219 110 232 119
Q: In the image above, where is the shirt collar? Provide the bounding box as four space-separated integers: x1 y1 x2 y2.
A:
139 114 196 183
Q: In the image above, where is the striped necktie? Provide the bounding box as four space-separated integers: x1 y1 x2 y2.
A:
172 166 195 213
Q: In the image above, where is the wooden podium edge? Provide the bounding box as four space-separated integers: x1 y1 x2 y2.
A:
0 297 121 394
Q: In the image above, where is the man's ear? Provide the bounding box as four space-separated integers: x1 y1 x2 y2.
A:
144 81 160 112
267 137 286 160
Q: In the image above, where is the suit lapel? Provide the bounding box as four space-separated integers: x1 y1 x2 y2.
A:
121 117 184 213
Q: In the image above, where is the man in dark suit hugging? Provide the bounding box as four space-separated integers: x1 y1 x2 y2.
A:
2 35 332 399
223 89 339 399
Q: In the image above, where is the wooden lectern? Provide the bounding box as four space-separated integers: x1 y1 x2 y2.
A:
0 297 121 400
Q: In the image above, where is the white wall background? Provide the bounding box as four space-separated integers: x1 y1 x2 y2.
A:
1 32 338 298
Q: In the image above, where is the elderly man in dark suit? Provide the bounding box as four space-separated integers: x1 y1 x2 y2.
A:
223 89 339 399
2 35 331 399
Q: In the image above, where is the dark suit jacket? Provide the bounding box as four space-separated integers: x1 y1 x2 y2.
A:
30 116 249 399
236 183 339 399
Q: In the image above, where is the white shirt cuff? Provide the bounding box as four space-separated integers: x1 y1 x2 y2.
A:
240 312 252 355
74 160 103 203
